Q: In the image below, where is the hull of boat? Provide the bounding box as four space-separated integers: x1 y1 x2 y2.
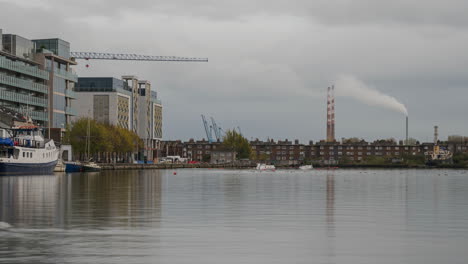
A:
65 162 83 172
82 165 101 172
0 160 58 176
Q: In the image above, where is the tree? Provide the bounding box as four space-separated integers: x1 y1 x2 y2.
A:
66 118 143 162
222 129 252 159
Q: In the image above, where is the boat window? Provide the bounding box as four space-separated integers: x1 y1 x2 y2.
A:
13 149 19 159
31 153 33 158
23 152 25 158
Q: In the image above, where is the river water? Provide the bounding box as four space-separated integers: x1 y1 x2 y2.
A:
1 169 468 264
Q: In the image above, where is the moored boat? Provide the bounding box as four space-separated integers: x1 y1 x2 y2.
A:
256 163 276 171
0 126 59 175
298 165 313 170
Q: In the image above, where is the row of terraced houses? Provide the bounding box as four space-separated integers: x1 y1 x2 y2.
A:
161 138 468 164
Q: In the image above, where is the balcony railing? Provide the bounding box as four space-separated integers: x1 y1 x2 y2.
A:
65 89 76 98
0 56 49 80
0 89 48 107
0 73 49 94
5 106 48 122
65 106 77 116
54 67 78 82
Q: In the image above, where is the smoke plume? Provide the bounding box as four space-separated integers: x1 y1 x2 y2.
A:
334 74 408 116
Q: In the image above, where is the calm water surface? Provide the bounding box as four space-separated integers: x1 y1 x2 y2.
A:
1 169 468 264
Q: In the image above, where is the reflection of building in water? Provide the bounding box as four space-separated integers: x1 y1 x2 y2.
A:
0 171 163 229
0 176 58 225
70 170 162 228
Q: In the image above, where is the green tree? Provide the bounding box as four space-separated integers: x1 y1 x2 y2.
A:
67 118 143 161
222 129 252 159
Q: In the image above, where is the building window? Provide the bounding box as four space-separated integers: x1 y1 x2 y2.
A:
358 152 362 155
320 152 324 155
252 146 256 149
329 146 334 150
338 152 342 155
395 147 399 150
367 152 371 155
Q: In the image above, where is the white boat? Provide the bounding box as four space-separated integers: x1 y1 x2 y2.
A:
298 165 313 170
256 163 276 171
0 126 59 175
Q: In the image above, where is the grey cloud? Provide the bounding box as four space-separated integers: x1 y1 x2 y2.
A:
1 0 467 141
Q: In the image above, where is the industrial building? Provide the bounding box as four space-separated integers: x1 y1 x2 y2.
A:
0 28 77 142
75 76 163 162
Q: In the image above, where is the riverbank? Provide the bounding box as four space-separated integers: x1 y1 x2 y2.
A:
97 163 468 170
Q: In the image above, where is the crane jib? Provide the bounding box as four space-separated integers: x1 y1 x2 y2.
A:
70 52 208 62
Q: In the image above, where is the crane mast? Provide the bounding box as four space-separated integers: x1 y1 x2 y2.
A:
201 115 213 143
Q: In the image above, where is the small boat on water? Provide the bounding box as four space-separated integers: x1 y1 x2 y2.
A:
64 115 101 173
0 126 59 175
256 163 276 171
65 160 101 172
298 165 313 170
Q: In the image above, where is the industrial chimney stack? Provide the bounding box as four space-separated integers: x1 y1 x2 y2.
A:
434 126 439 145
406 116 409 144
326 85 335 142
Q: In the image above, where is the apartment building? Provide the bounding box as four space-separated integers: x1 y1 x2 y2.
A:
75 76 163 162
0 29 77 142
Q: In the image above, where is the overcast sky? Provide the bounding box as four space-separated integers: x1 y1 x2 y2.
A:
1 0 467 142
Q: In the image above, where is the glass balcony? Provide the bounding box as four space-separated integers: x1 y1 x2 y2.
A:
64 89 76 98
0 89 48 107
65 106 77 116
5 106 48 122
54 67 78 82
0 56 49 80
0 73 49 94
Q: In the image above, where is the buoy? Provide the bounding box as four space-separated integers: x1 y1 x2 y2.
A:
173 172 177 175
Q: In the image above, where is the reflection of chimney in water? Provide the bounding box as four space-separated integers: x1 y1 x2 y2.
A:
326 170 335 234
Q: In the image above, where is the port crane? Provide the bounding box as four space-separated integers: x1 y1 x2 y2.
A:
210 117 222 141
201 115 214 143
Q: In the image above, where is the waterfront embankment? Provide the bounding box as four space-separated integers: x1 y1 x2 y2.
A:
97 163 467 170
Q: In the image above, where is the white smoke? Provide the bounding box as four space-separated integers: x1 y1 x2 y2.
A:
334 74 408 116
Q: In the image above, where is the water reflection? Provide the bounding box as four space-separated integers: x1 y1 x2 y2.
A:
1 169 468 264
0 170 162 229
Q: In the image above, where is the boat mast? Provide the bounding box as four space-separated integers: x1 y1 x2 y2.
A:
87 116 91 161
